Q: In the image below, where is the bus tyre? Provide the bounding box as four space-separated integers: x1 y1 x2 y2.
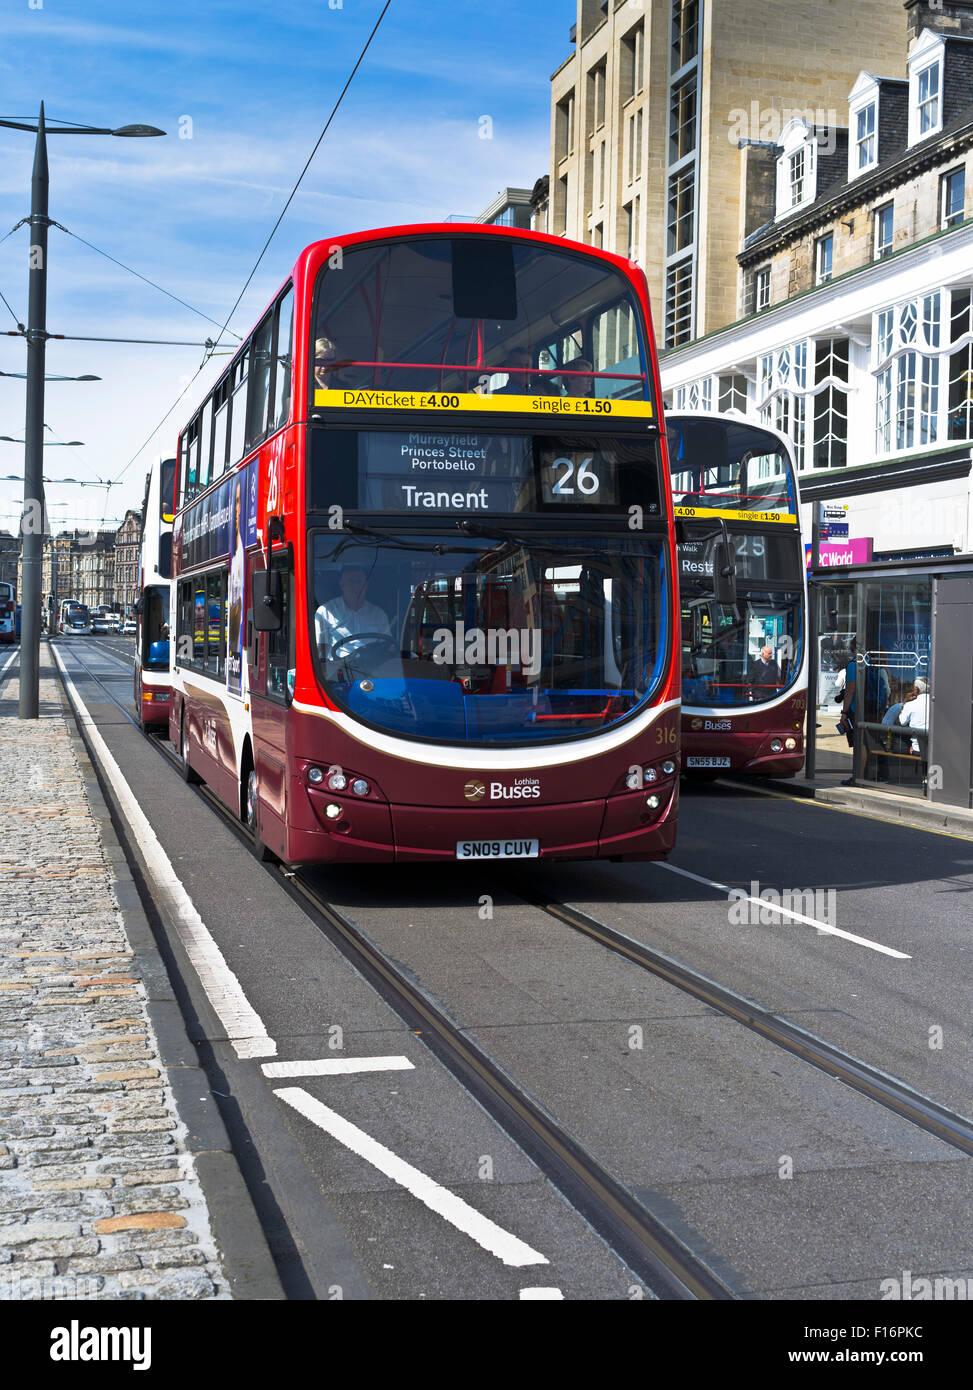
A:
179 712 200 784
244 763 275 863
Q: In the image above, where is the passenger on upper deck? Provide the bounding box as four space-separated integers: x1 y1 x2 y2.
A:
558 356 595 397
491 348 554 396
315 564 392 662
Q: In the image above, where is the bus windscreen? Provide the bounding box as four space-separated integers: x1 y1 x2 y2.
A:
311 235 654 411
667 417 795 518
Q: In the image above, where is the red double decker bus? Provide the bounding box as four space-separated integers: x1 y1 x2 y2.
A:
667 412 807 778
169 224 680 864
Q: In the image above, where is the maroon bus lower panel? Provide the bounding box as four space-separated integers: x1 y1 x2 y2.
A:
284 776 677 866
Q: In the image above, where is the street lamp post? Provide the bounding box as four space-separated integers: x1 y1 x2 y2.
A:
0 103 164 718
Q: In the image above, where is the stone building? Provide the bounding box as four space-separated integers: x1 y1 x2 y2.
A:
0 531 18 593
661 0 973 808
547 0 906 346
113 509 141 614
75 532 116 611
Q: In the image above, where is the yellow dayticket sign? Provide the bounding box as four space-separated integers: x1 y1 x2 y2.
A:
315 388 654 419
674 504 797 524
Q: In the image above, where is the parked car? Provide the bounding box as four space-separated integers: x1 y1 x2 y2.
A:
91 614 115 634
121 617 137 635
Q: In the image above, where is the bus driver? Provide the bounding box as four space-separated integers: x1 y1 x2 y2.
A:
315 564 392 661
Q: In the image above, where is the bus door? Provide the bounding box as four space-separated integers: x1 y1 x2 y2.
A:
247 549 291 830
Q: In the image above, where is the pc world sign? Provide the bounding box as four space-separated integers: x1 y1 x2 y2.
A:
805 538 874 568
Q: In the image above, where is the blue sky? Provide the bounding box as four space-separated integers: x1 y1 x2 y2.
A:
0 0 572 535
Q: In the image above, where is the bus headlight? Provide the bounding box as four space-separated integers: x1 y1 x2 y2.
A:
625 771 642 790
770 738 784 753
661 760 676 777
324 803 342 820
643 766 659 783
784 737 797 750
327 770 348 791
351 778 369 797
645 795 660 810
307 767 324 784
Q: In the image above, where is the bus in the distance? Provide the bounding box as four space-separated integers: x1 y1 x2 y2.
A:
168 224 680 865
134 456 176 732
0 581 15 643
667 412 807 778
58 599 91 636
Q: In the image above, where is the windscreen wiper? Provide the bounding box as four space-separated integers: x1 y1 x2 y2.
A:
332 519 451 556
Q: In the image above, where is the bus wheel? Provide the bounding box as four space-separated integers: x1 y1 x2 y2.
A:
179 711 200 784
244 762 274 863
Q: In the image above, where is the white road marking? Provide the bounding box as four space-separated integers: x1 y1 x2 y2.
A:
275 1086 549 1268
0 647 18 679
519 1287 564 1299
261 1056 415 1077
656 861 911 960
53 644 277 1058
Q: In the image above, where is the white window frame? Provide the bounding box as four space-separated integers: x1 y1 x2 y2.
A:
755 266 771 311
941 167 966 231
874 201 894 259
908 30 945 147
815 233 834 286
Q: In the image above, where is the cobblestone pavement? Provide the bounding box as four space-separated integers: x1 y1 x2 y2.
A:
0 657 229 1300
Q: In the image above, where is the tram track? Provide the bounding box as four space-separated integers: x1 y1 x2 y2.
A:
51 637 973 1300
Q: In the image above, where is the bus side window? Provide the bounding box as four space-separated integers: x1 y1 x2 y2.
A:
267 556 292 698
272 286 294 431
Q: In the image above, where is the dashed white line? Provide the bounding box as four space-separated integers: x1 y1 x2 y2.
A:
0 647 18 680
275 1086 549 1268
656 861 911 960
519 1287 564 1300
261 1056 415 1077
53 643 277 1059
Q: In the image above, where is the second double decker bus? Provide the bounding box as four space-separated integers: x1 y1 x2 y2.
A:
0 581 15 643
169 224 679 864
133 456 176 732
667 412 807 778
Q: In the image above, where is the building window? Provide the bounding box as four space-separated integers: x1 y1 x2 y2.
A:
556 92 575 161
718 374 748 414
941 168 966 230
625 195 641 262
948 290 973 441
874 292 944 454
557 173 568 235
622 22 644 100
590 63 607 133
874 202 894 259
917 62 940 136
856 103 876 172
670 76 697 164
592 222 603 249
596 141 606 206
628 107 643 184
665 259 694 347
755 267 771 312
671 0 699 71
667 168 695 254
789 149 807 208
815 234 833 286
812 339 849 469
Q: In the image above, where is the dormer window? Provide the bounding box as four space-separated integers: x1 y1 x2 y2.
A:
775 119 818 219
856 104 876 171
908 30 946 146
917 64 940 134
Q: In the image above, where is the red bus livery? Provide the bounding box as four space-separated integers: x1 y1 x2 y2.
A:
668 412 807 777
169 225 680 865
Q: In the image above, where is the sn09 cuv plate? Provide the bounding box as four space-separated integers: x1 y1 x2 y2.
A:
456 839 539 860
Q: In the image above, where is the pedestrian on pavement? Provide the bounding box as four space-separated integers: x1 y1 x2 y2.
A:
836 637 857 749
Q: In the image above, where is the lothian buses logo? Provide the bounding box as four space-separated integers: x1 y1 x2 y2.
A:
464 780 486 802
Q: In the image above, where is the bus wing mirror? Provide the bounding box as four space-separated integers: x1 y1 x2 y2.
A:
713 541 737 607
252 569 283 632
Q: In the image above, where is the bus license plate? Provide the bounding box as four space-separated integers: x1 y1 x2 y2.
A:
687 756 731 769
456 839 539 860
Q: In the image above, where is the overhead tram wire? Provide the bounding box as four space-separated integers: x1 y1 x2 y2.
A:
107 0 393 490
49 221 239 337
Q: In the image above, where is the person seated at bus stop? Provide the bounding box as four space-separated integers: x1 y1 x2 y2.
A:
748 644 782 697
315 564 391 662
558 356 595 397
898 677 929 755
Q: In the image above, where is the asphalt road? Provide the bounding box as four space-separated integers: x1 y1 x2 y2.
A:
47 635 973 1301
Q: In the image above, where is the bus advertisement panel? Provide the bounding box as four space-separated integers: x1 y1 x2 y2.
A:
169 226 680 866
